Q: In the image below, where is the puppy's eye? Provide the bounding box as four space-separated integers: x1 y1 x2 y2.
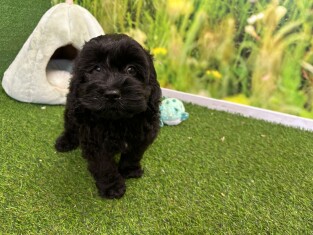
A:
94 65 101 72
126 65 137 75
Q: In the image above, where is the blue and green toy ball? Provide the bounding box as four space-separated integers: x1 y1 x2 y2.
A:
160 98 189 127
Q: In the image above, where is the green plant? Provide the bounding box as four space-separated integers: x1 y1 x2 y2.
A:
51 0 313 118
244 0 309 112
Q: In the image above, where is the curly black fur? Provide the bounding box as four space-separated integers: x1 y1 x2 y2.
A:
55 34 161 199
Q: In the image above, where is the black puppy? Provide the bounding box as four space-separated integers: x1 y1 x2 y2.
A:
55 34 161 199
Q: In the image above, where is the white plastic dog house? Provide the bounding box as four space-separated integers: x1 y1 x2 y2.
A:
2 2 104 104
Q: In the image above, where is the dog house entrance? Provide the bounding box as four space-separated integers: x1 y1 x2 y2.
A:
46 44 79 91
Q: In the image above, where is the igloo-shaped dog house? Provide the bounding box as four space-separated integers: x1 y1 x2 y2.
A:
2 2 104 104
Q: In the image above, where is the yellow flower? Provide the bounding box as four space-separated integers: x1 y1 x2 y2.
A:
212 70 222 79
152 47 168 56
167 0 193 16
206 70 222 80
223 94 250 105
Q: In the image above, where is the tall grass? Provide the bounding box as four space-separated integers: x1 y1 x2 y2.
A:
52 0 313 118
241 0 312 116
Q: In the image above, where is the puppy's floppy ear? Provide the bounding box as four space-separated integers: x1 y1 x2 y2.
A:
146 51 162 114
68 45 92 93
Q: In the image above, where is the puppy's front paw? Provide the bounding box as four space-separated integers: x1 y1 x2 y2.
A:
97 178 126 199
119 166 144 179
55 134 79 152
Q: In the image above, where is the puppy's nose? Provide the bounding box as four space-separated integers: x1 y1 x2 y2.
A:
104 89 121 100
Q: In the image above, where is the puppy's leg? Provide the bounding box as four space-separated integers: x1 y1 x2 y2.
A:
81 134 126 199
55 108 79 152
85 150 126 199
119 122 159 179
88 157 126 199
118 145 148 179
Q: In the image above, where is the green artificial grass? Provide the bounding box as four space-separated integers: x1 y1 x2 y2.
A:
1 87 313 234
0 0 51 76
